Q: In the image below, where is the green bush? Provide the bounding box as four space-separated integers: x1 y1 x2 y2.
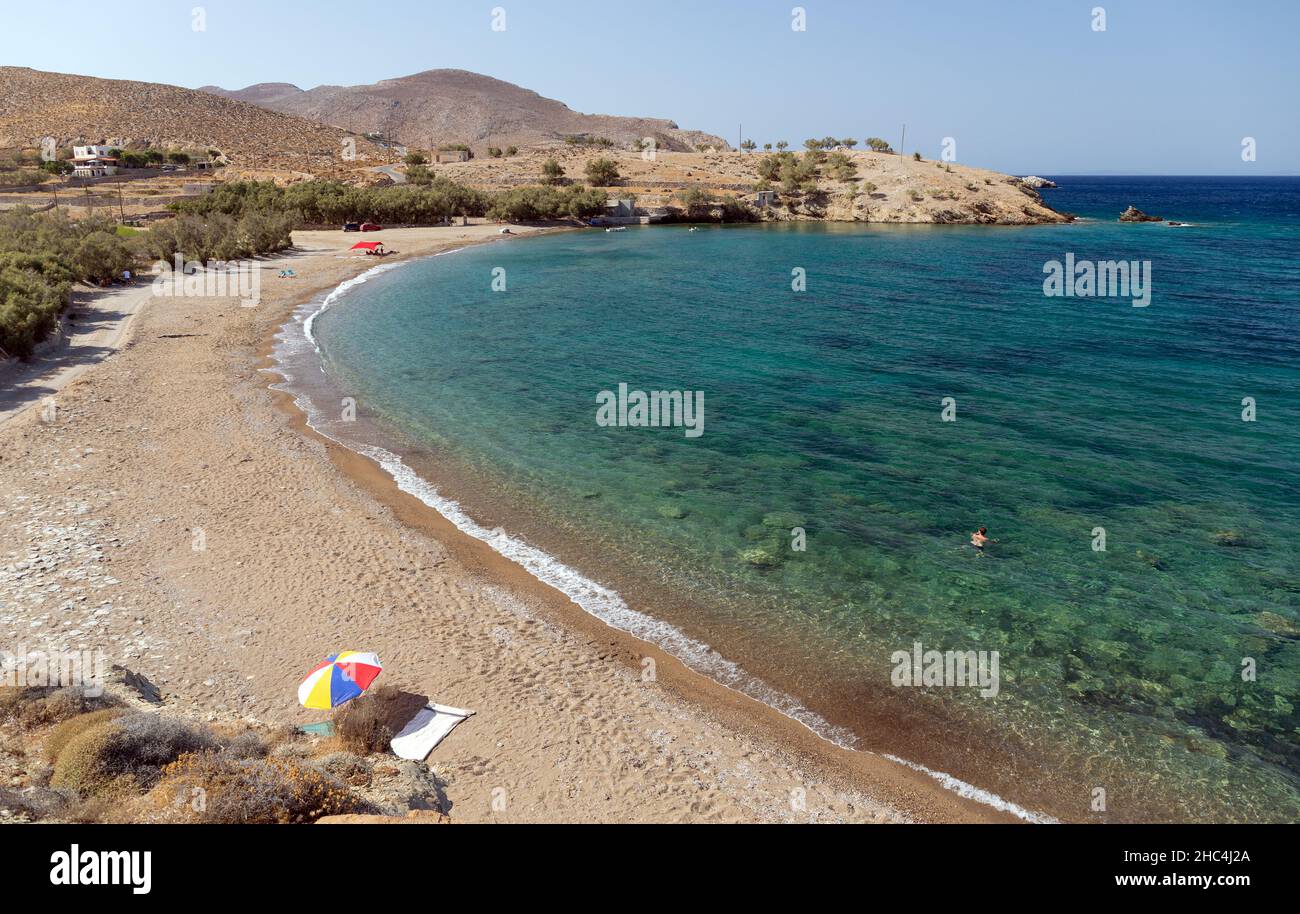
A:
584 157 620 187
487 184 607 221
541 158 566 186
0 252 74 358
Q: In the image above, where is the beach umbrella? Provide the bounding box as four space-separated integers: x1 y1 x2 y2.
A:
298 651 383 710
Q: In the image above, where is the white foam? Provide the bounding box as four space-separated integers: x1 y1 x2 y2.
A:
883 754 1059 824
302 260 408 349
268 252 1061 826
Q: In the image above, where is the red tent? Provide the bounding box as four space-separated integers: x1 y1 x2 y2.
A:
350 241 385 252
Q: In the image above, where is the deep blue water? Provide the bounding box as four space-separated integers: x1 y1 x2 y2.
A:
305 177 1300 822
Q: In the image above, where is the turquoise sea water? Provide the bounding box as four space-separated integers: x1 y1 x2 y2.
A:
300 177 1300 822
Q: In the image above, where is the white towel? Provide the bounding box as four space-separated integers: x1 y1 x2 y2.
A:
390 703 475 761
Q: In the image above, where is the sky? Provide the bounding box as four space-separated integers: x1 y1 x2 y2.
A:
3 0 1296 175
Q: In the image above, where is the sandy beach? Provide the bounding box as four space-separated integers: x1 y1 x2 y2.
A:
0 223 1017 823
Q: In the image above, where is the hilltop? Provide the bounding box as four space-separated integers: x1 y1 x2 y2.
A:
200 69 731 154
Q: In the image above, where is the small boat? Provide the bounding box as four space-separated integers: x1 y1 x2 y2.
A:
606 226 627 233
688 226 699 232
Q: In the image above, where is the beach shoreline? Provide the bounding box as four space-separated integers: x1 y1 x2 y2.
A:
1 222 1022 823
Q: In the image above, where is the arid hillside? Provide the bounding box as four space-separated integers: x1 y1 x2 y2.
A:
201 69 731 154
429 146 1071 224
0 67 381 178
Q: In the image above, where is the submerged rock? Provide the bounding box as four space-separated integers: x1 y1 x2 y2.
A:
739 546 781 568
1255 611 1300 639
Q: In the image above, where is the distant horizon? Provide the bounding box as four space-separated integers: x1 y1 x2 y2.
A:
3 0 1296 176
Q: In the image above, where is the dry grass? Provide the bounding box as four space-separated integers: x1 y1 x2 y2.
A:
50 712 214 798
44 707 130 764
333 686 425 754
154 751 364 823
0 684 119 729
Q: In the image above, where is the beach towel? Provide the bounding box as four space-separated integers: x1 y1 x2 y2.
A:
390 703 475 761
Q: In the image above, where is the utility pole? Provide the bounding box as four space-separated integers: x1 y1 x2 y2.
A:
900 124 907 156
116 178 126 224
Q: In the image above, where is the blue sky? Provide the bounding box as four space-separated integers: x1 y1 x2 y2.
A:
3 0 1296 174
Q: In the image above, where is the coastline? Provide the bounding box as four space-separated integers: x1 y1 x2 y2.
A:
1 222 1024 823
267 227 1058 823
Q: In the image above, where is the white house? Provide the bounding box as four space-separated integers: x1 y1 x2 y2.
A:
71 144 119 177
72 145 117 160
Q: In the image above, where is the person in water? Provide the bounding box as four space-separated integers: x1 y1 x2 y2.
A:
971 527 991 551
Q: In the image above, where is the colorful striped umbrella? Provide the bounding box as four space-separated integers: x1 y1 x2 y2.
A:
298 651 383 710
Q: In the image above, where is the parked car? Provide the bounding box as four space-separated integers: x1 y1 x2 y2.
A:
360 223 383 232
343 222 361 232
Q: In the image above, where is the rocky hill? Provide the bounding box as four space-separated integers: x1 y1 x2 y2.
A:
0 67 380 176
201 69 730 154
433 146 1072 225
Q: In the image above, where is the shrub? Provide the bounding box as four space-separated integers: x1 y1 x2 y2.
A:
756 154 785 182
541 158 566 186
45 708 130 763
333 685 408 754
584 157 620 187
218 729 272 760
403 151 428 166
156 752 363 823
74 230 135 284
0 208 142 356
51 713 214 797
487 185 607 221
0 253 71 358
0 683 115 728
826 152 857 181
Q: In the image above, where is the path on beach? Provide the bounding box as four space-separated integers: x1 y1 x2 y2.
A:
0 281 157 429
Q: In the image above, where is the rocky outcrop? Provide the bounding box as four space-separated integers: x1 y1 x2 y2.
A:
316 810 452 825
1119 205 1162 222
1020 175 1057 188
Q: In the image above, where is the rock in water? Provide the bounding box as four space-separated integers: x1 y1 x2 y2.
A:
1119 205 1163 222
1020 175 1058 188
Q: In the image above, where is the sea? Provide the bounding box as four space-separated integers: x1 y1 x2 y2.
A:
273 176 1300 822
